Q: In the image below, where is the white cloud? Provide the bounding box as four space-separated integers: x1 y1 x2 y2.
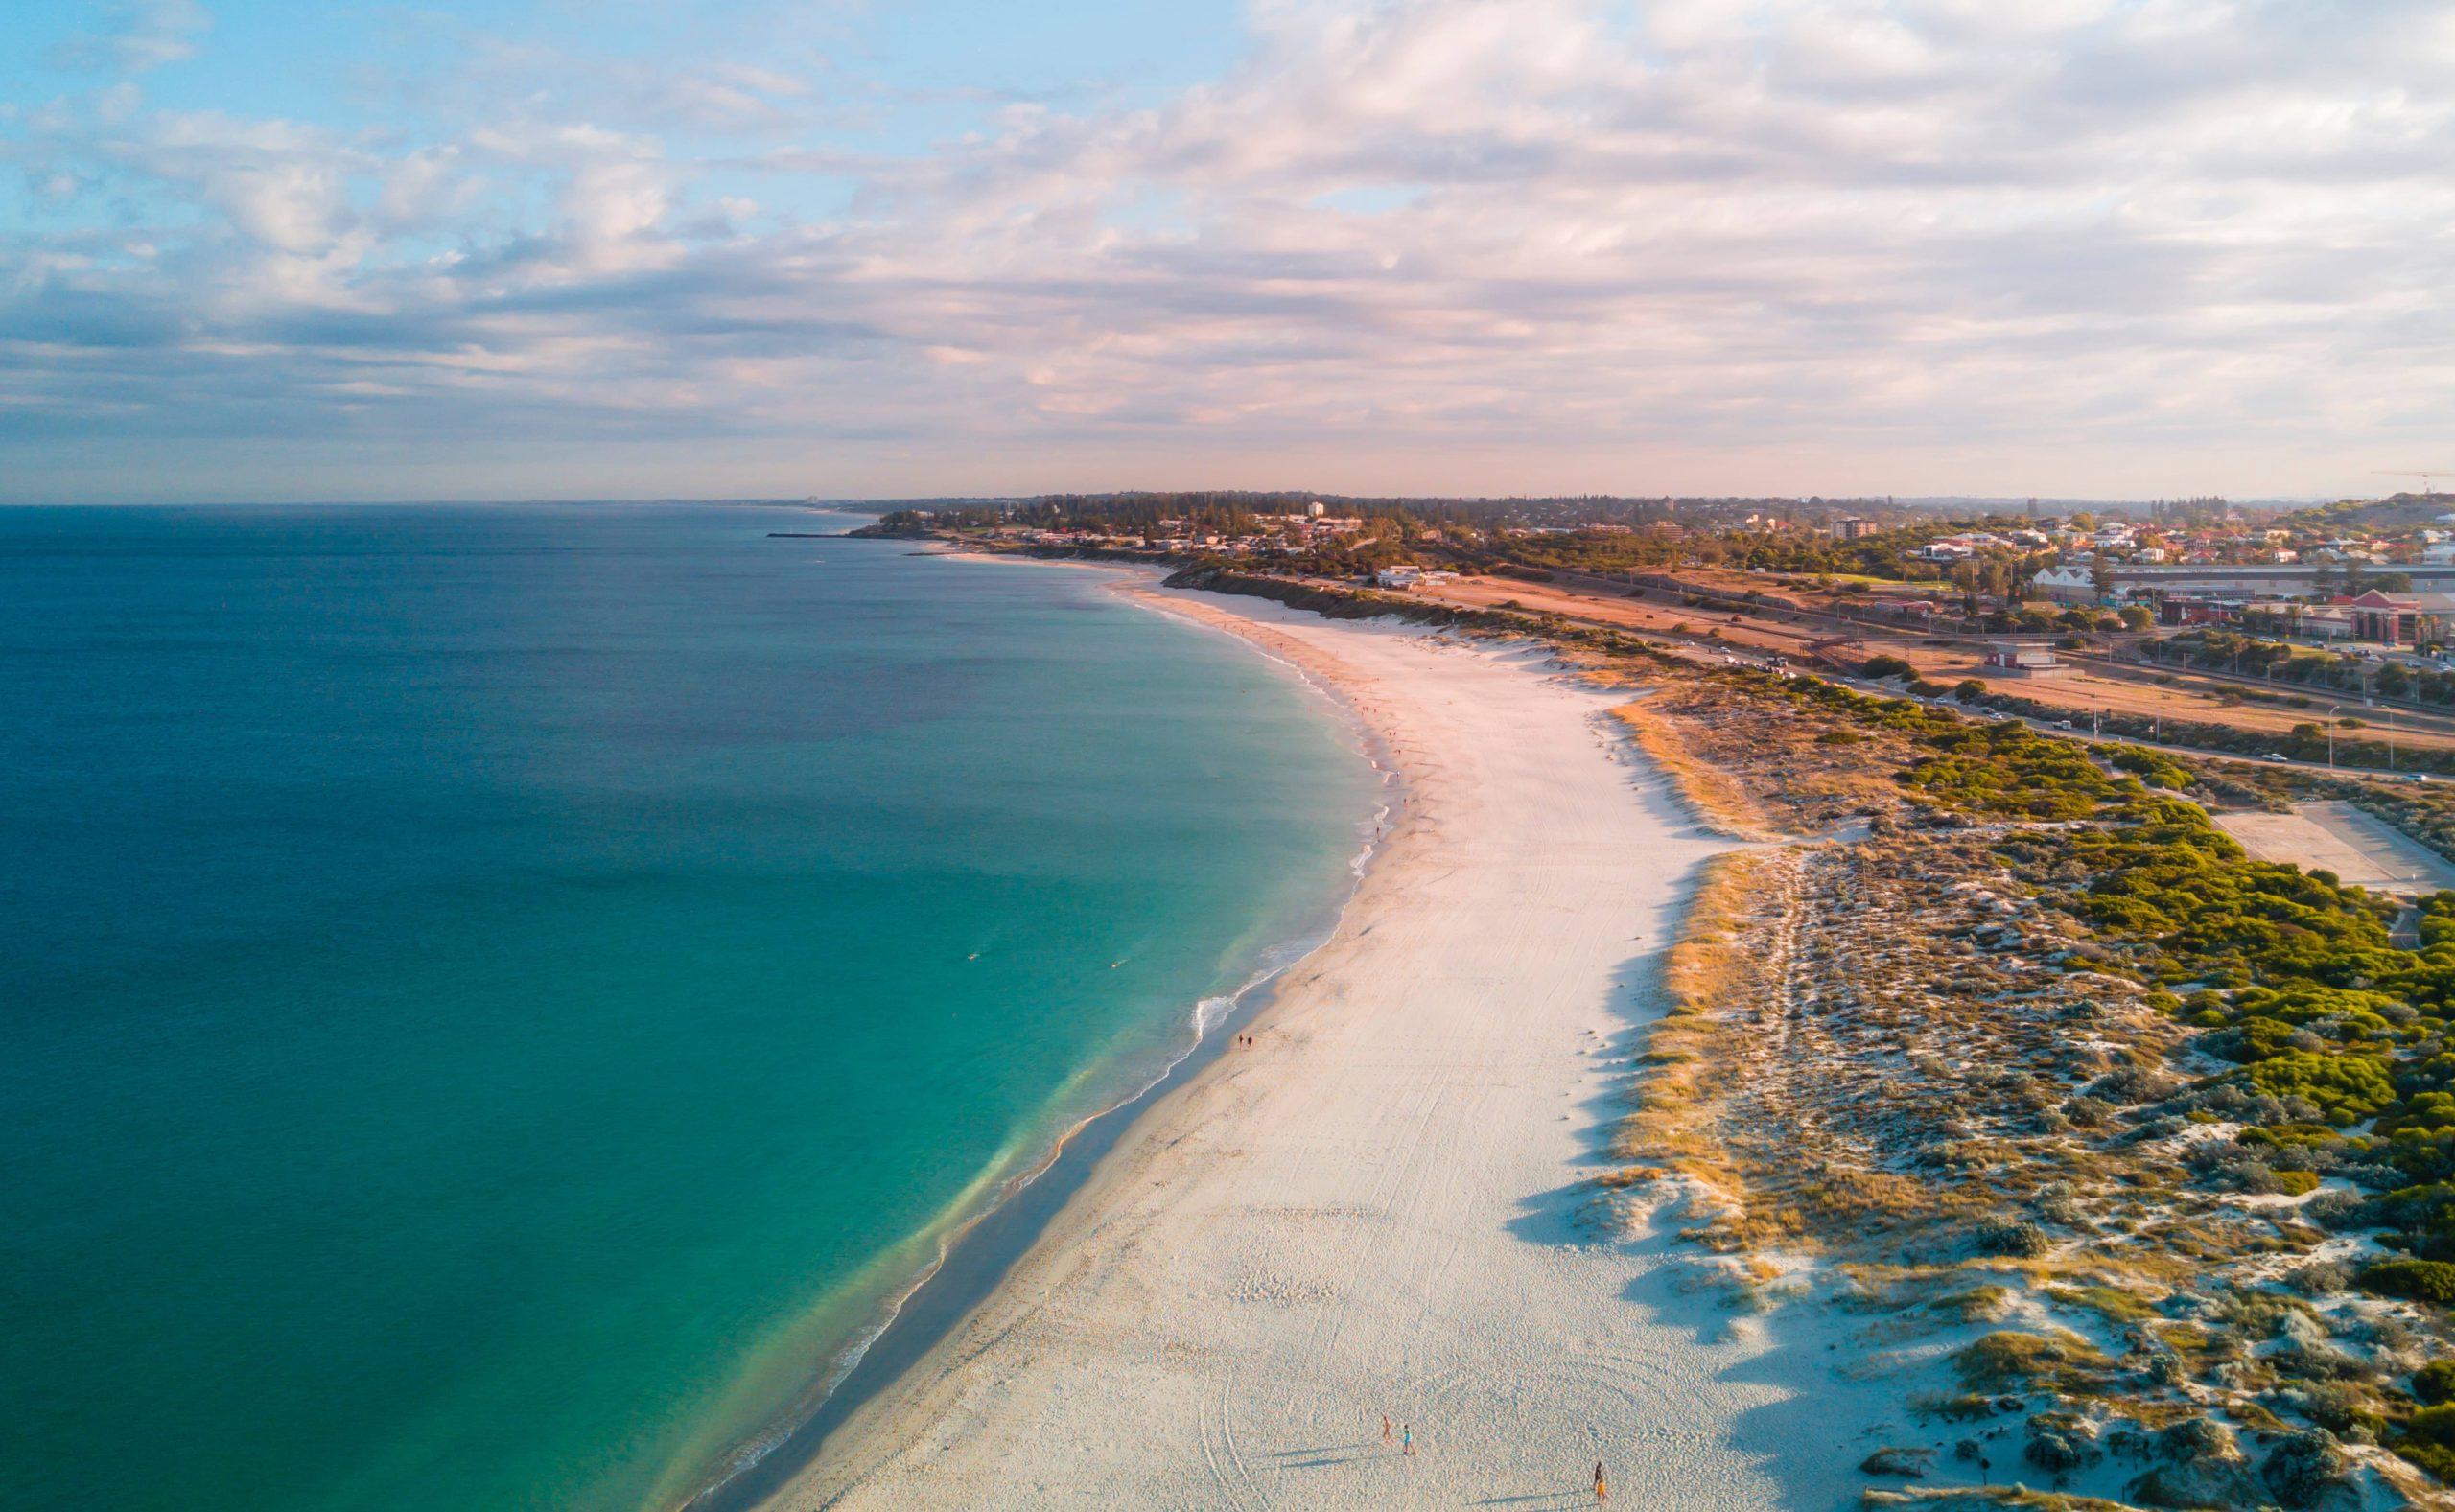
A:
9 0 2455 500
46 0 211 76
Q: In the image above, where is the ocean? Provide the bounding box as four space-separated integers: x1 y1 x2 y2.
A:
0 503 1379 1512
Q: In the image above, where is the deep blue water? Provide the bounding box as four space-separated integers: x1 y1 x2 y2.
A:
0 504 1376 1512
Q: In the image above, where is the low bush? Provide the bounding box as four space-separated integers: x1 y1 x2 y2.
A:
2263 1430 2351 1507
2283 1260 2352 1295
2292 1380 2371 1434
2405 1406 2455 1472
2361 1258 2455 1305
1953 1330 2107 1391
2416 1359 2455 1406
1973 1217 2052 1258
2159 1415 2234 1463
2024 1410 2101 1475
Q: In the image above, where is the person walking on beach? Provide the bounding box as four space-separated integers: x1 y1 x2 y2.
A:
1381 1414 1392 1445
1594 1459 1608 1502
1402 1424 1414 1456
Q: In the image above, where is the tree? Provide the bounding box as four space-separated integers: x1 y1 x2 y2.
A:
2089 555 2117 603
1979 559 2013 606
2120 605 2154 632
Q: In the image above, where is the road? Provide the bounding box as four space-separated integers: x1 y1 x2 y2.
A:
1409 573 2455 756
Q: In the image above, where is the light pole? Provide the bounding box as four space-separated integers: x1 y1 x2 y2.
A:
2326 704 2347 770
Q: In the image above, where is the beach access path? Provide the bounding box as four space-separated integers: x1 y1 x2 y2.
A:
763 587 1856 1510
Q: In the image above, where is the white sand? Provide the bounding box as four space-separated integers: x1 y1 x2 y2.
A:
761 588 1861 1510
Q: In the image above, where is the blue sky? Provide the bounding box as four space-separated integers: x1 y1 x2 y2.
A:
5 1 2455 502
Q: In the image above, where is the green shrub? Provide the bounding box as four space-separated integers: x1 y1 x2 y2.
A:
2361 1258 2455 1305
1861 654 1913 679
2410 1403 2455 1448
2105 743 2193 790
2397 1435 2455 1484
2416 1359 2455 1406
2236 1051 2397 1125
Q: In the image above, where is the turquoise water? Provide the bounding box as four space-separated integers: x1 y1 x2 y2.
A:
0 504 1377 1512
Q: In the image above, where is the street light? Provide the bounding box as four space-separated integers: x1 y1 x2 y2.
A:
2326 705 2347 770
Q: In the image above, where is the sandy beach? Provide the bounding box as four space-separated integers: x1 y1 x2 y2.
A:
758 586 1852 1510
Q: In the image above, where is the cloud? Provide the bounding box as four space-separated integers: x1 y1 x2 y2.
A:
9 0 2455 500
46 0 211 76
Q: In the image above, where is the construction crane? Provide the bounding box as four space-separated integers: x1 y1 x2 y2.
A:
2376 469 2455 496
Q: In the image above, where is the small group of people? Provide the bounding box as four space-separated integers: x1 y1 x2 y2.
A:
1232 1033 1257 1048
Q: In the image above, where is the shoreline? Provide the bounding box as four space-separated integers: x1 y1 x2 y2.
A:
748 580 1820 1509
682 559 1398 1512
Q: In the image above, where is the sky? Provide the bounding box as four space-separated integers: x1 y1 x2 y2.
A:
3 0 2454 504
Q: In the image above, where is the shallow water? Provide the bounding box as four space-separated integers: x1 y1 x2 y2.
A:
0 503 1377 1512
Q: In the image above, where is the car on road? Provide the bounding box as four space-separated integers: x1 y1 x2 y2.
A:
2264 753 2290 762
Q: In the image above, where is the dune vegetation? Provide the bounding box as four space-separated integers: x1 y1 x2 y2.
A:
1602 663 2455 1507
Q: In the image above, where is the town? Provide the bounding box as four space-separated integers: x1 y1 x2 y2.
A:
862 491 2455 775
869 491 2455 642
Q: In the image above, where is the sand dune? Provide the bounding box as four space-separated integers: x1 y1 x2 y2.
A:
763 589 1857 1510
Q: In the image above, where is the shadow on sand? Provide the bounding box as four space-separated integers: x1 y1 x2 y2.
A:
1492 722 1906 1511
